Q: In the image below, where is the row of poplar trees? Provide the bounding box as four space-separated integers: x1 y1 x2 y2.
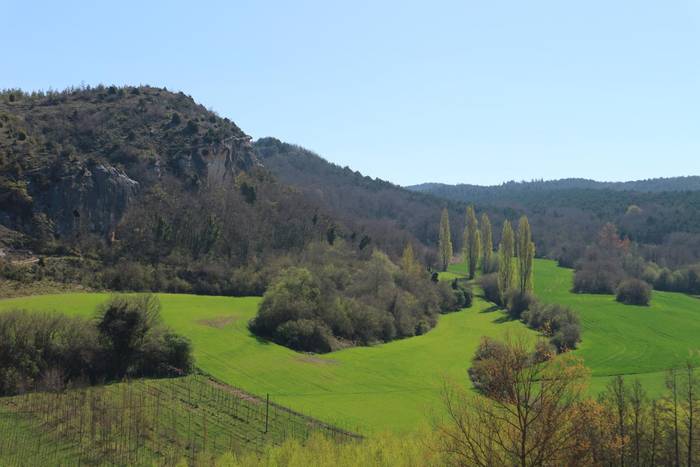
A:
438 207 535 301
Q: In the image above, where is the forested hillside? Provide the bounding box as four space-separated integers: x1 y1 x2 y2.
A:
0 86 470 296
411 179 700 268
255 138 469 260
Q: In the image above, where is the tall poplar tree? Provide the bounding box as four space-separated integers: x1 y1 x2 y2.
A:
438 208 453 271
481 213 493 273
517 215 535 294
465 205 480 279
498 220 515 304
401 242 418 275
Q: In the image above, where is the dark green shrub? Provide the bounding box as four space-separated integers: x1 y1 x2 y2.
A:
505 290 536 319
478 273 501 305
616 278 652 305
96 294 193 378
276 319 335 353
522 302 581 352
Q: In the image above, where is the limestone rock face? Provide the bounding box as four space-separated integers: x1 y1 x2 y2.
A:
35 162 139 238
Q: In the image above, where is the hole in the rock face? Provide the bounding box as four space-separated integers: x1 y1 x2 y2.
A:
73 209 80 218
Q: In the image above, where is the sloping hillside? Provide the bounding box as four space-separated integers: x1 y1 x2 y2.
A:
2 87 441 293
255 137 465 259
410 178 700 267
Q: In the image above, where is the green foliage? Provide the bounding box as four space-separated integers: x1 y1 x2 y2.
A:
0 310 99 395
250 242 452 353
478 272 501 305
497 220 515 303
438 208 453 271
480 213 494 273
504 289 536 320
464 205 480 279
0 295 193 395
516 215 535 294
522 302 581 352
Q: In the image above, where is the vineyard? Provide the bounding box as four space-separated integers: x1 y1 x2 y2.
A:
0 375 362 466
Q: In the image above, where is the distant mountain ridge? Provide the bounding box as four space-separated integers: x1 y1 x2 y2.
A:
409 176 700 197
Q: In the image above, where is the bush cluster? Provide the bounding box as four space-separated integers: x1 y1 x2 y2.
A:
522 302 581 352
0 295 193 396
478 273 501 305
615 278 652 306
249 242 471 353
653 264 700 295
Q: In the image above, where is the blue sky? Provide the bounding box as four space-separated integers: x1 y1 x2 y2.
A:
3 1 699 185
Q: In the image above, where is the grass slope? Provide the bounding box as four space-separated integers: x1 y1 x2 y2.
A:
0 293 530 434
533 258 700 395
5 259 694 432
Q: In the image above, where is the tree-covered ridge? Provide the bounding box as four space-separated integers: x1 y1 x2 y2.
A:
254 137 466 259
410 176 700 196
411 178 700 270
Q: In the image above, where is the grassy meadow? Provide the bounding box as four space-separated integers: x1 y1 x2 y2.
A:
2 258 699 433
0 291 530 434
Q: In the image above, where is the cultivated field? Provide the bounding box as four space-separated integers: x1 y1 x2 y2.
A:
0 374 358 466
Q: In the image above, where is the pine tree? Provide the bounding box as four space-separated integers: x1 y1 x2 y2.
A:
481 213 493 273
465 205 479 279
498 220 515 304
438 208 453 271
517 216 535 294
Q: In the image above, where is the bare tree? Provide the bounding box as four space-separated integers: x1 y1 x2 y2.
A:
437 335 588 467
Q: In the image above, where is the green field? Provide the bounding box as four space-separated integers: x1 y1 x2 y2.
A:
0 291 530 434
534 259 700 395
2 258 699 433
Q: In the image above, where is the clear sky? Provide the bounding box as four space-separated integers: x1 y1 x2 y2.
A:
3 1 699 186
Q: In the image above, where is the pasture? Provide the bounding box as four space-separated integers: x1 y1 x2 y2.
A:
0 292 529 434
3 258 699 432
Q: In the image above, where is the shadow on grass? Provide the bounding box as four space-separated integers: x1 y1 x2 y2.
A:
493 315 514 324
480 304 501 313
248 332 273 345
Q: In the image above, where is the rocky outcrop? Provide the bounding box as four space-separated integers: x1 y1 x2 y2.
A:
42 162 138 238
5 162 140 240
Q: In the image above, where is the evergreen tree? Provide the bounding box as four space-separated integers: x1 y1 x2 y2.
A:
481 213 493 273
498 220 515 304
465 205 480 279
438 208 453 271
517 216 535 294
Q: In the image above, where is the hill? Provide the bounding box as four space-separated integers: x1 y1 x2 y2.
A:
410 179 700 268
254 137 465 258
0 86 456 294
410 176 700 195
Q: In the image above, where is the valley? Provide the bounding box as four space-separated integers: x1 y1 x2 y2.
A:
3 259 699 434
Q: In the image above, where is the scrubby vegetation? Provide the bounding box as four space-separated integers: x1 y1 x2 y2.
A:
450 336 700 467
0 294 192 395
616 278 652 306
249 242 470 352
522 302 581 352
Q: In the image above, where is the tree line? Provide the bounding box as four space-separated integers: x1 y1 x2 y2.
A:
438 207 581 353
